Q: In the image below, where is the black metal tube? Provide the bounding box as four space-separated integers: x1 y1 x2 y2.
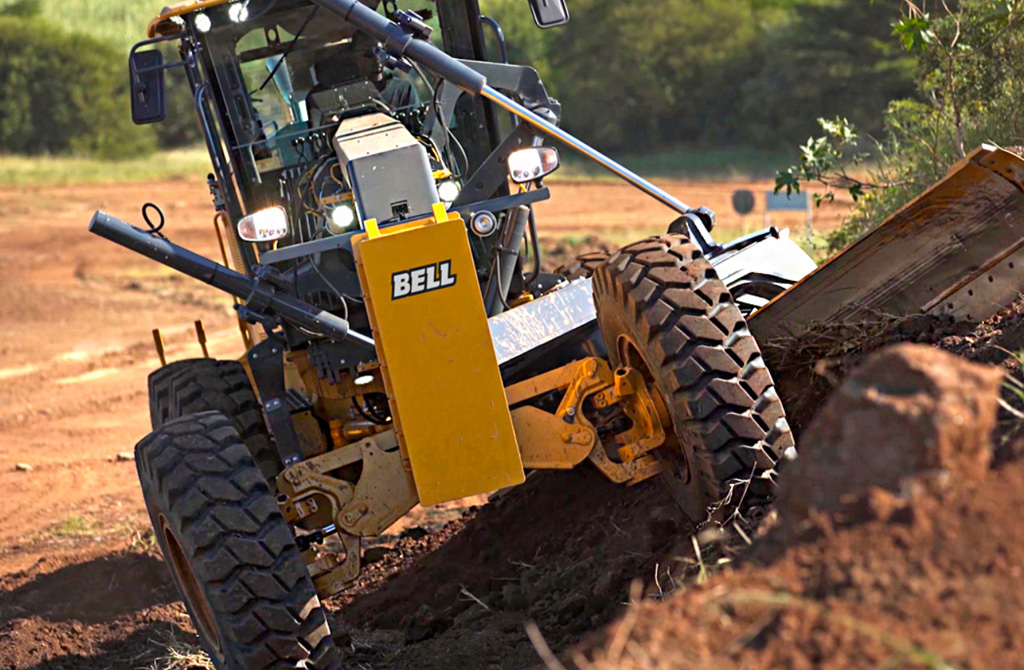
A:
88 211 369 345
311 0 487 94
484 205 529 316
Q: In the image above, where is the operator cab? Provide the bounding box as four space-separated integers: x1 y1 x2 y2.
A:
196 0 448 241
131 0 571 374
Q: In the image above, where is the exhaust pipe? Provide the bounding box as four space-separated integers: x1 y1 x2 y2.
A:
88 211 373 347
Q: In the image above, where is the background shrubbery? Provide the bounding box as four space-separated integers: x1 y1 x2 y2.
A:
0 0 197 157
0 0 918 159
0 10 153 156
775 0 1024 251
482 0 917 153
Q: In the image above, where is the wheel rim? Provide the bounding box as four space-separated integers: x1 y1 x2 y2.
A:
615 333 709 523
159 514 223 654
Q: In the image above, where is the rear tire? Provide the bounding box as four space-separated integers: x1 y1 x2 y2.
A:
149 359 280 482
592 235 794 524
556 251 609 281
136 412 338 670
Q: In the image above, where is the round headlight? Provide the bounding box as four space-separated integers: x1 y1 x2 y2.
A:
437 181 460 204
194 12 212 33
327 204 357 234
228 2 249 23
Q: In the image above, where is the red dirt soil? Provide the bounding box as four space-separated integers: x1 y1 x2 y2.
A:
568 345 1022 670
1 176 1020 670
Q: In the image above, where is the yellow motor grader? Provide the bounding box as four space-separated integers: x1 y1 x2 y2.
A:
90 0 1024 667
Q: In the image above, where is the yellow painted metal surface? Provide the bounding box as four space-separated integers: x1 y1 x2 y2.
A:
148 0 233 36
157 0 233 20
353 211 524 506
751 144 1024 341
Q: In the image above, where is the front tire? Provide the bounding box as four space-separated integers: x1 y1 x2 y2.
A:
149 359 280 482
136 412 338 670
592 235 794 525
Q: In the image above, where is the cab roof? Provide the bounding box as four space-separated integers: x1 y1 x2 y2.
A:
148 0 235 37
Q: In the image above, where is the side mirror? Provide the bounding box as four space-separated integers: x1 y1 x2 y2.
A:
129 50 166 125
528 0 569 28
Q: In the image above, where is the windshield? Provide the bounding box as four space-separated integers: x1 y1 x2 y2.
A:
203 0 426 175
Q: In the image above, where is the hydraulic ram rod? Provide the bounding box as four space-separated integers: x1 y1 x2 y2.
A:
88 211 374 346
311 0 693 216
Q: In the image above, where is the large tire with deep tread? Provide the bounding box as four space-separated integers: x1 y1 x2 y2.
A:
592 235 794 524
555 251 609 281
136 411 338 670
149 359 280 482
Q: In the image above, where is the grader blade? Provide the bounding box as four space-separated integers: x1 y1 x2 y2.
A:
750 145 1024 342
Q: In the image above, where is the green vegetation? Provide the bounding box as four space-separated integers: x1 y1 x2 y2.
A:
52 515 98 537
777 0 1024 252
483 0 916 153
0 148 210 186
29 0 164 52
2 0 915 166
0 10 154 157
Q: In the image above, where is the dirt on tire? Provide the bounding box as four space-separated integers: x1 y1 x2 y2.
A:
593 235 794 518
136 411 338 669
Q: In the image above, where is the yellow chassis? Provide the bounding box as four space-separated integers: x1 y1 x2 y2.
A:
277 354 669 597
216 205 674 597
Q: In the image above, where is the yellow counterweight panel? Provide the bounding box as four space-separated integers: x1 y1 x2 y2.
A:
353 205 524 506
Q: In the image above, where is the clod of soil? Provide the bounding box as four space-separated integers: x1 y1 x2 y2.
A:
778 343 1003 521
568 345 1024 669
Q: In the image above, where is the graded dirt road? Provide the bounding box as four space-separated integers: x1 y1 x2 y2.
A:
0 176 846 668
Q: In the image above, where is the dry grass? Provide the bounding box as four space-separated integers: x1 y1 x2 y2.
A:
50 515 99 538
147 629 214 670
0 148 210 187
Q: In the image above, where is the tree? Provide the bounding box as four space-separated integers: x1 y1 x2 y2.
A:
775 0 1024 252
737 0 917 148
0 15 155 157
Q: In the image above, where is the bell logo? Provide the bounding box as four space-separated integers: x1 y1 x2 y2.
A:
392 260 457 300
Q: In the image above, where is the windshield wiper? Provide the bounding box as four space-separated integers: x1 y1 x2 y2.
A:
251 5 319 95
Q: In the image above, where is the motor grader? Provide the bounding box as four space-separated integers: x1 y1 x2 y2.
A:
89 0 1024 667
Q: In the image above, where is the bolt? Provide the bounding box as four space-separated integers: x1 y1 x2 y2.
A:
561 432 572 443
565 407 576 417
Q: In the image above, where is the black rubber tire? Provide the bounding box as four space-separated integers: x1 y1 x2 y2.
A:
149 359 280 482
592 235 794 523
555 251 609 281
136 412 339 670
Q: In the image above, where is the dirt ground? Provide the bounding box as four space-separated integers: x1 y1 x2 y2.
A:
0 173 950 670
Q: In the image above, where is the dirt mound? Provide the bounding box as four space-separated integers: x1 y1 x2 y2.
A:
779 344 1002 520
571 460 1024 669
569 344 1023 669
326 467 694 669
765 297 1024 439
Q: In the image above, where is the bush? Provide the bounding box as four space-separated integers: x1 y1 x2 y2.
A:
775 0 1024 253
0 14 154 157
483 0 915 154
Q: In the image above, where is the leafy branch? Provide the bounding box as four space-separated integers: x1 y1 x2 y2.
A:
774 117 899 205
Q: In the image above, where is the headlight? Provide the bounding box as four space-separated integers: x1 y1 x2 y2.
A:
437 181 460 204
228 2 249 23
237 207 288 242
194 12 212 33
508 147 560 184
327 203 357 234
